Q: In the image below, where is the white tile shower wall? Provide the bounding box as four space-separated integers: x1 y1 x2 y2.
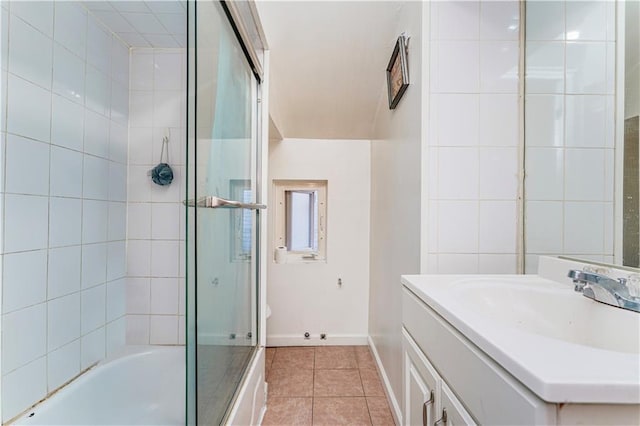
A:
126 48 185 346
425 0 520 273
0 2 129 421
524 0 616 273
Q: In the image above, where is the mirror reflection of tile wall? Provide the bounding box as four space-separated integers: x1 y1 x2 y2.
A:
524 1 616 272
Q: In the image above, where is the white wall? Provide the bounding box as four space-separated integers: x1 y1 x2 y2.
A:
369 2 522 421
267 138 370 346
0 2 129 421
524 1 616 272
424 0 521 274
369 2 423 422
126 48 186 346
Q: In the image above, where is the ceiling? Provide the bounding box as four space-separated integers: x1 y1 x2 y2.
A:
84 1 404 139
83 1 186 48
255 1 404 140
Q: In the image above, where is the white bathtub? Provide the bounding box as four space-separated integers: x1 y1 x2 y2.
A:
14 346 185 425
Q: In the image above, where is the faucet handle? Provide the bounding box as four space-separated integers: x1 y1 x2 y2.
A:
627 274 640 298
568 269 587 292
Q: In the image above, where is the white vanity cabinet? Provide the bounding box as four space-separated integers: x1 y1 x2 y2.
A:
403 328 438 426
402 286 556 425
403 328 476 426
401 274 640 426
440 382 477 426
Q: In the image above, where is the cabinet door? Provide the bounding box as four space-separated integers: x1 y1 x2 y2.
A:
439 382 477 426
403 329 439 426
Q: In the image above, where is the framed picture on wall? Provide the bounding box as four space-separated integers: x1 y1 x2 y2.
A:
386 35 409 109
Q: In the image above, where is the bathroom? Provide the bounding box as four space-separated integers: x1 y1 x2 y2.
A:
0 0 638 425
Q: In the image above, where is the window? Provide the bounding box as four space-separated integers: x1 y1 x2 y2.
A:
286 190 318 251
274 180 327 261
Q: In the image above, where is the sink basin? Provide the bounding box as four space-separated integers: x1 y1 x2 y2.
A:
401 273 640 403
450 277 640 354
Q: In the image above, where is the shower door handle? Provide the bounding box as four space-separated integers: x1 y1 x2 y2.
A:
183 196 266 210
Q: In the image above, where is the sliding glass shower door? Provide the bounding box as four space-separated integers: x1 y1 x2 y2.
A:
186 2 261 424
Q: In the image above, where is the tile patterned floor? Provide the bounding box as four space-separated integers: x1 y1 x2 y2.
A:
262 346 396 426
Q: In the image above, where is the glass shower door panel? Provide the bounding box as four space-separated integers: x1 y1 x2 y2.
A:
187 2 258 424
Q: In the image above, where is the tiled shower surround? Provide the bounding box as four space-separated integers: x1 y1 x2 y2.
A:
0 2 187 421
125 48 186 346
0 2 129 420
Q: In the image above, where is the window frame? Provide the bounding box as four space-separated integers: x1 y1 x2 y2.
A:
274 180 327 262
285 189 318 251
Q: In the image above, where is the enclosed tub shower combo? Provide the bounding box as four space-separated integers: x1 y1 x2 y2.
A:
0 1 267 424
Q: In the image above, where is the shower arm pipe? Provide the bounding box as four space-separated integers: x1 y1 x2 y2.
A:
183 195 266 210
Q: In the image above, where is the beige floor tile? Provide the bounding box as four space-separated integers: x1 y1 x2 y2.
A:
360 368 385 397
366 397 395 425
272 347 315 370
313 397 372 425
315 346 357 369
355 346 377 369
262 397 313 425
266 347 276 369
314 369 364 397
268 368 314 397
265 347 395 426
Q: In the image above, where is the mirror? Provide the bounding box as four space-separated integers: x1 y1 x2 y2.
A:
524 0 640 271
623 1 639 267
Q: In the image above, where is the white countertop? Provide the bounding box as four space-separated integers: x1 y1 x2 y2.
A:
401 273 640 404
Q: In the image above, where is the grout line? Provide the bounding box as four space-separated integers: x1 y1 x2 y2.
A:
311 346 315 424
365 395 374 426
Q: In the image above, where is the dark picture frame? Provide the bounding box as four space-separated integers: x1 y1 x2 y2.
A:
386 35 409 109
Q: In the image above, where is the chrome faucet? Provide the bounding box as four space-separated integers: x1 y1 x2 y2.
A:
568 269 640 313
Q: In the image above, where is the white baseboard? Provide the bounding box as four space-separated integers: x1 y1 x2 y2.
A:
266 334 368 346
368 336 403 426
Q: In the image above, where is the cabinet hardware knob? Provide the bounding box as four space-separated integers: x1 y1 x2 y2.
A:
434 408 447 426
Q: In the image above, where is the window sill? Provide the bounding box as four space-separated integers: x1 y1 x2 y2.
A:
274 255 327 264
